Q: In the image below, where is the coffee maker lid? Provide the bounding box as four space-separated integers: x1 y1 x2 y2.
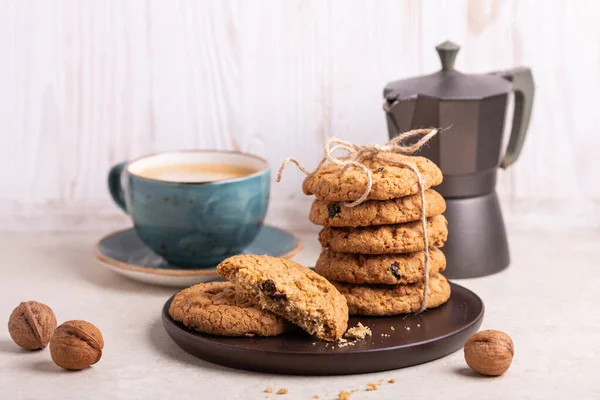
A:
384 41 511 101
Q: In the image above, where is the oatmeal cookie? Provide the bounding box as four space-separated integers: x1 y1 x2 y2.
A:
318 215 448 254
217 255 348 341
302 154 442 201
309 189 445 227
332 274 451 316
314 247 446 285
168 282 287 337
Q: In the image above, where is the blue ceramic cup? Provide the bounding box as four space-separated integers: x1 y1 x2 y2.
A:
108 150 270 268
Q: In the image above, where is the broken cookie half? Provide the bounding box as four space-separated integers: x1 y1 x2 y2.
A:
217 255 349 341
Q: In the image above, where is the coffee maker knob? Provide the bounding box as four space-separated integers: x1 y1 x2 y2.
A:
435 41 460 71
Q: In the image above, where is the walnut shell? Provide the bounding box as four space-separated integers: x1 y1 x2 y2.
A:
8 301 57 350
464 330 514 376
50 320 104 370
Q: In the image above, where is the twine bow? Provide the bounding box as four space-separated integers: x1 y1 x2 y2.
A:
277 128 440 312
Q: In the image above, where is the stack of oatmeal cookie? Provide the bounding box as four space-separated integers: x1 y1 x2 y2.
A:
305 153 452 316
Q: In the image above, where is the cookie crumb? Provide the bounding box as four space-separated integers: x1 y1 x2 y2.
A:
337 391 351 400
388 379 396 384
366 383 378 391
265 387 273 393
390 326 395 331
277 388 288 395
312 396 320 399
381 333 390 337
337 337 357 348
344 322 372 340
377 379 383 385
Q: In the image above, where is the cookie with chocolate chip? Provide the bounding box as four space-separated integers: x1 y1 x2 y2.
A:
302 154 442 201
319 215 448 254
217 255 348 341
309 189 446 227
315 247 446 285
168 282 287 337
332 274 451 316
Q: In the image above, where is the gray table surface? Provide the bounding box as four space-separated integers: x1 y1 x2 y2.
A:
0 229 598 400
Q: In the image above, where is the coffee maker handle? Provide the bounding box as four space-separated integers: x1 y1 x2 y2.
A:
491 67 535 168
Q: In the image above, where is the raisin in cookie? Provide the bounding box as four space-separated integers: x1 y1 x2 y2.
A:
169 282 287 337
217 255 348 341
309 189 446 227
332 274 451 316
302 154 442 201
315 247 446 285
319 215 448 254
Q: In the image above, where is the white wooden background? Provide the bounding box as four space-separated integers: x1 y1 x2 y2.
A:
1 0 599 232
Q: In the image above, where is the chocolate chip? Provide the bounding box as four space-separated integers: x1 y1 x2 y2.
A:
269 292 287 300
376 167 384 172
260 279 287 300
390 262 401 280
260 279 276 292
328 203 342 218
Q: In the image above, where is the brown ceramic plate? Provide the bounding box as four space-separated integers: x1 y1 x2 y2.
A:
162 282 484 375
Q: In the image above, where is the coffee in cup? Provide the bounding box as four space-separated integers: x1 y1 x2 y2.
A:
108 150 270 268
132 163 258 183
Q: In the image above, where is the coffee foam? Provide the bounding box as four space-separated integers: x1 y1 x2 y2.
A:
135 163 258 183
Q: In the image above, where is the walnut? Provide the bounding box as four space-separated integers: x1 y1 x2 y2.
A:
50 320 104 370
8 301 57 350
464 330 514 376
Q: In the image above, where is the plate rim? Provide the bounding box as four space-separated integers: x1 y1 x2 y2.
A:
93 225 303 277
162 281 485 355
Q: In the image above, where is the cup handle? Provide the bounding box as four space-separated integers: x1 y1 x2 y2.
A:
108 162 128 213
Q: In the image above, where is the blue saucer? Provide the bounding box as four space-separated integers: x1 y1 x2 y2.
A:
94 225 302 287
